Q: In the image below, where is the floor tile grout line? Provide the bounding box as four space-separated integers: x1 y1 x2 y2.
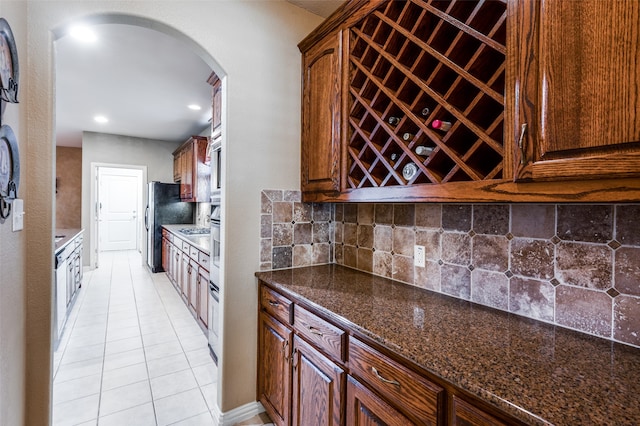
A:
125 250 161 426
53 251 223 426
94 250 117 425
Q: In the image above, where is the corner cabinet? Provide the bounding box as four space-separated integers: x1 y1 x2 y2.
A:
299 0 640 203
512 0 640 182
173 136 209 202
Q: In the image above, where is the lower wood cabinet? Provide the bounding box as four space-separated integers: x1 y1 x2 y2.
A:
451 395 511 426
346 375 415 426
161 228 210 333
348 336 444 425
258 312 292 426
258 281 525 426
291 335 344 426
197 267 209 329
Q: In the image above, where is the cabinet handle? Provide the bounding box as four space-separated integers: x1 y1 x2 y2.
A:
268 300 279 307
306 325 324 336
518 123 528 165
292 348 298 369
371 366 401 387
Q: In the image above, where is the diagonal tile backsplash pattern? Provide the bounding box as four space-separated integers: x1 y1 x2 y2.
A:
260 191 640 348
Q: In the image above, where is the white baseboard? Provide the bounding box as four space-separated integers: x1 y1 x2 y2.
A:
211 400 265 426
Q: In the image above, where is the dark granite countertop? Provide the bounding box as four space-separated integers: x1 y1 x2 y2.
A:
256 264 640 426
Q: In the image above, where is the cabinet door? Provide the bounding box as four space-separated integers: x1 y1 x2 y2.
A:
258 312 293 426
198 268 209 329
301 29 342 196
173 150 182 182
514 0 640 181
188 259 198 314
162 237 170 273
212 78 222 138
181 144 194 199
180 252 190 303
346 375 414 426
291 335 344 426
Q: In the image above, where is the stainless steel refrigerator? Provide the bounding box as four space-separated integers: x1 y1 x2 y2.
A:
145 182 194 272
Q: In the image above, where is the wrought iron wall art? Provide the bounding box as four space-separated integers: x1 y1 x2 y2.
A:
0 18 19 105
0 17 19 223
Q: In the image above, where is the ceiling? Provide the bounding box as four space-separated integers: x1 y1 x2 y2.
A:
55 1 344 148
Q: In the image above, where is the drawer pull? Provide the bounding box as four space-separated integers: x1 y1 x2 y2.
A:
307 325 324 336
372 367 400 387
268 300 279 307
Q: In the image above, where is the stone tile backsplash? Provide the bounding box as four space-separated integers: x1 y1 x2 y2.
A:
260 193 640 348
260 190 333 271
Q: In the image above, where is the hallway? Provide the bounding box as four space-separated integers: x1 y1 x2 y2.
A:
52 250 218 425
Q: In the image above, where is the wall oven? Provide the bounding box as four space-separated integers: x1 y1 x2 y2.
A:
208 204 221 363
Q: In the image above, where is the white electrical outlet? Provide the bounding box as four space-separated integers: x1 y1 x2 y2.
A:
414 245 425 267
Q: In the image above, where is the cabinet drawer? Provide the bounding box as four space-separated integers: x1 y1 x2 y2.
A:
199 252 209 270
189 246 199 260
348 337 444 425
260 285 292 325
294 305 345 361
451 395 511 426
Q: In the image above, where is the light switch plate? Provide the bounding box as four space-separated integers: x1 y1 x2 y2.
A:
12 198 24 231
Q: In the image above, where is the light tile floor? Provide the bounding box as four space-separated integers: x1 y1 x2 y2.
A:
53 250 220 426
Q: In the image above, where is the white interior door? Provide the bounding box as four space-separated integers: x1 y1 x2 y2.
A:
98 167 142 251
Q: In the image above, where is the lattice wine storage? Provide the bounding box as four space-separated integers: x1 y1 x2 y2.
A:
347 0 506 188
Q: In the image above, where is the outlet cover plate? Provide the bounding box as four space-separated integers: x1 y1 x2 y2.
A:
414 245 425 267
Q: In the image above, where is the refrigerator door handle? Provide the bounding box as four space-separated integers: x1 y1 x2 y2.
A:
144 205 149 231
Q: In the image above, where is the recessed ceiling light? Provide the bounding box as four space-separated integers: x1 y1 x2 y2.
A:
69 25 97 43
94 115 108 124
188 104 202 111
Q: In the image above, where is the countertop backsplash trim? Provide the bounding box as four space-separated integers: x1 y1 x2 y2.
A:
260 192 640 348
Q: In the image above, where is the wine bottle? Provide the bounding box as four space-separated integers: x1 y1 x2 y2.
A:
390 153 398 161
421 107 430 116
415 146 434 156
402 132 414 141
431 120 452 131
387 116 400 125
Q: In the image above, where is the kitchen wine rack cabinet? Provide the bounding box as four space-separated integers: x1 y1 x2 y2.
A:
300 0 508 202
346 0 506 189
299 0 640 203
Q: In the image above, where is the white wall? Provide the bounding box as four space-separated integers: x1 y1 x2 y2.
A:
23 1 323 424
81 131 180 267
0 4 27 425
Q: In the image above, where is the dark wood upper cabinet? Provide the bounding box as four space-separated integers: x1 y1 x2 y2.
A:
208 72 222 139
513 0 640 181
299 0 640 203
172 136 209 202
300 29 343 195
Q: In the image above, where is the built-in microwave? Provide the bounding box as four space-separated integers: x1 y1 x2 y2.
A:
209 137 222 202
